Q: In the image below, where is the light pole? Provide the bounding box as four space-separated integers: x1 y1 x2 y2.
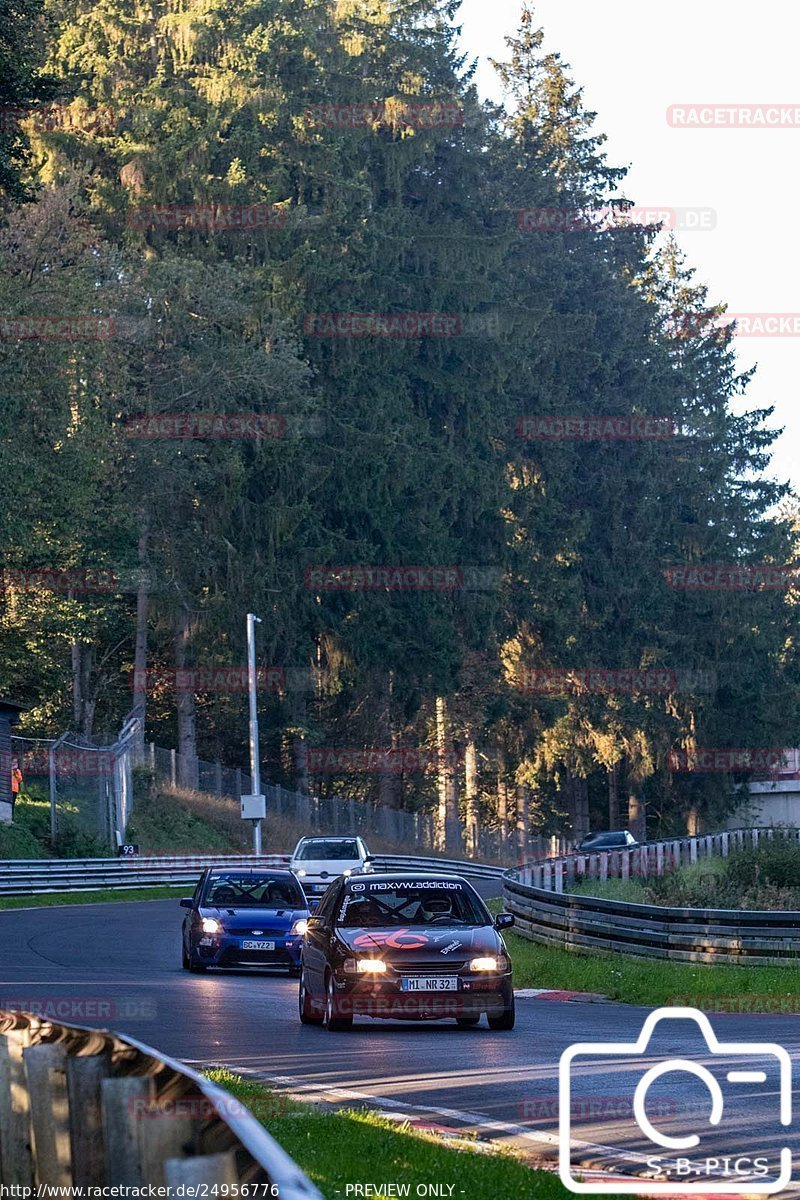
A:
246 612 263 854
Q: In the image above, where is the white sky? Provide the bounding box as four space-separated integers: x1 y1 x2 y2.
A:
456 0 800 489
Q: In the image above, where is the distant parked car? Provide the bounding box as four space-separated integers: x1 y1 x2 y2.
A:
290 836 373 896
577 830 639 852
180 869 310 974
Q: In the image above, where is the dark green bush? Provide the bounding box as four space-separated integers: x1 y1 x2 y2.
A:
726 839 800 891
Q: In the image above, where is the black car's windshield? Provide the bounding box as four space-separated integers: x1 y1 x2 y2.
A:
338 881 488 927
203 874 304 908
296 839 359 860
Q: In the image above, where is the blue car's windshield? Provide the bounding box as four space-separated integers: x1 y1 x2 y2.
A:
204 874 304 908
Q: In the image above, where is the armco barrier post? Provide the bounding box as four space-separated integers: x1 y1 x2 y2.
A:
67 1052 110 1185
24 1042 70 1185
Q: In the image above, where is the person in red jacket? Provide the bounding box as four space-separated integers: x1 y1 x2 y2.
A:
10 755 22 815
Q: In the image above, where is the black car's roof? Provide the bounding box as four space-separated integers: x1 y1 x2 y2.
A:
343 872 470 885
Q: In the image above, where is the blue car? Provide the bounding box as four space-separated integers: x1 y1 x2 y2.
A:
180 869 310 974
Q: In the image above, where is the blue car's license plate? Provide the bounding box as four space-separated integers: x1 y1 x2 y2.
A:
241 939 275 950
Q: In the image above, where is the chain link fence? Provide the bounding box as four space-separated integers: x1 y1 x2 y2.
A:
11 714 139 854
11 713 562 863
134 742 561 862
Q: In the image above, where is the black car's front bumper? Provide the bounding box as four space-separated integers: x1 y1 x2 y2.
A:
329 971 513 1020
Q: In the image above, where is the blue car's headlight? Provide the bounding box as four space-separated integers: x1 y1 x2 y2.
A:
201 917 222 934
290 918 308 936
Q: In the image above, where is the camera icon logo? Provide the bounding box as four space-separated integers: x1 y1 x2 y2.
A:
559 1007 792 1194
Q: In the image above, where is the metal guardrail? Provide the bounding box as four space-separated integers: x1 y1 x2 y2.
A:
0 854 291 897
0 1009 322 1195
369 853 508 880
0 852 506 897
502 876 800 966
514 827 776 893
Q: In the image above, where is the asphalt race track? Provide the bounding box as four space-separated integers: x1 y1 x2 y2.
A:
2 897 799 1190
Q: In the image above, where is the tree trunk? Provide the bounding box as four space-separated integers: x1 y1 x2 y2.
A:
71 637 82 727
608 763 620 830
80 645 96 737
627 788 646 841
292 684 309 796
435 696 459 852
566 770 590 843
496 748 509 849
516 783 529 859
378 671 400 810
464 739 479 857
132 521 150 753
175 604 198 789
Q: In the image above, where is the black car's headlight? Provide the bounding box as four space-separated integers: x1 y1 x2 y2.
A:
470 954 508 972
342 957 388 974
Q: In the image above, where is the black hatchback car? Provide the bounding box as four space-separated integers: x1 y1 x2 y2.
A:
298 872 515 1031
577 829 639 852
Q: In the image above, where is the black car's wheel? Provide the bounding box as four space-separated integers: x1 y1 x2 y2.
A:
299 971 324 1025
487 994 515 1030
182 942 190 970
324 973 353 1031
456 1015 481 1027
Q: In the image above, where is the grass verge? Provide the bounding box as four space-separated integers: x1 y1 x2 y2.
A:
503 929 800 1007
0 885 185 911
205 1069 622 1200
486 898 800 1006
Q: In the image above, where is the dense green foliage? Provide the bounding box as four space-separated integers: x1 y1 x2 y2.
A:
1 1 798 847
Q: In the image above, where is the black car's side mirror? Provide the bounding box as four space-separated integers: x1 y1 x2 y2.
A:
179 898 193 909
495 912 515 930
